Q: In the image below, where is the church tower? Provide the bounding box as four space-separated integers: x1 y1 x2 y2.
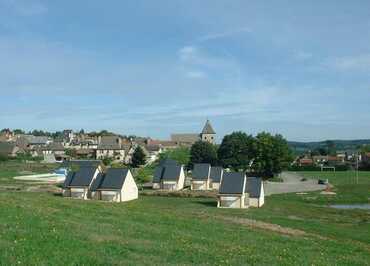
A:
200 120 216 144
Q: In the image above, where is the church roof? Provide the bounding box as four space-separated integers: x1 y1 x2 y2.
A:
201 120 216 134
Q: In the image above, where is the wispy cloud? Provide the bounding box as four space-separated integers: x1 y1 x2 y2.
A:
198 27 251 42
186 70 207 79
328 54 370 72
294 51 313 61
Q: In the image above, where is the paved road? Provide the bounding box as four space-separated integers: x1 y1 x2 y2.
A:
265 172 326 196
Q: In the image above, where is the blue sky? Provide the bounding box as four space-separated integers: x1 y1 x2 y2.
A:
1 0 370 142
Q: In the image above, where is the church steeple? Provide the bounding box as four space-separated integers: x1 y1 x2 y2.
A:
200 120 216 144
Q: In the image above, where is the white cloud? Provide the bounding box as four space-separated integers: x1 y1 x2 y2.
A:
186 70 206 79
327 54 370 71
198 27 251 42
294 51 313 61
178 45 198 62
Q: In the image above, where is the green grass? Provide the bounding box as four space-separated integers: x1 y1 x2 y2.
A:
299 171 370 186
297 171 370 204
0 163 369 265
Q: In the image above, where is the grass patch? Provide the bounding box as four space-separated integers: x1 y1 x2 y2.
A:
0 164 369 265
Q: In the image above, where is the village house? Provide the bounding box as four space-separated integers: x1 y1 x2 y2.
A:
217 172 249 209
210 166 223 190
62 166 101 199
0 129 15 142
246 177 265 207
16 135 50 150
41 142 65 156
96 136 126 162
152 159 185 191
191 163 211 190
170 120 216 146
298 158 314 166
143 144 163 163
90 168 138 202
0 142 23 158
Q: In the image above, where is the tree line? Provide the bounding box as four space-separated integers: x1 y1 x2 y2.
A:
190 131 293 178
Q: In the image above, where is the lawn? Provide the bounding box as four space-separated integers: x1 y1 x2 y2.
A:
0 163 369 265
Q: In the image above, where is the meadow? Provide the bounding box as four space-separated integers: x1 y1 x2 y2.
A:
0 162 369 265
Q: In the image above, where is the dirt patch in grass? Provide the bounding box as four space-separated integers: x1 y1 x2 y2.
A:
217 216 328 240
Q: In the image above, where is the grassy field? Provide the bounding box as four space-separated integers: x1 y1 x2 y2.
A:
0 163 369 265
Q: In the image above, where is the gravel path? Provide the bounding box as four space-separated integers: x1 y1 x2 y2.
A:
265 172 326 196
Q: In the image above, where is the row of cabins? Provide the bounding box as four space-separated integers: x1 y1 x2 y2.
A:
62 161 138 202
152 160 264 208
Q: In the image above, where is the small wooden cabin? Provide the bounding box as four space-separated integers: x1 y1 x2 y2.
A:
191 163 211 190
63 166 101 199
152 159 185 191
210 166 223 190
246 177 265 207
90 168 138 202
217 172 249 208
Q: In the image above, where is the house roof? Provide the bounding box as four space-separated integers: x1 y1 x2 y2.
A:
68 166 99 187
0 142 16 155
43 142 64 151
192 163 211 180
245 177 263 198
201 120 216 134
145 144 162 152
158 158 179 167
162 165 183 181
97 136 123 150
90 173 105 191
98 168 129 190
210 166 223 183
63 172 75 188
171 134 200 144
219 172 246 195
153 166 165 183
22 135 49 145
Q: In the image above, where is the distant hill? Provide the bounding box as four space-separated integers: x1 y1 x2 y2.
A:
288 139 370 154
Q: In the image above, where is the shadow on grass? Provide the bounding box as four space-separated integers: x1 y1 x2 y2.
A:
53 192 63 197
196 200 217 208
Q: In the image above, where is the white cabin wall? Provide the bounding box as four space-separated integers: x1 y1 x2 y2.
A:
120 171 138 202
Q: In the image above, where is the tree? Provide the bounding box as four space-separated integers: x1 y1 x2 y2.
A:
253 133 292 176
189 141 218 167
326 140 336 156
131 146 147 167
218 131 256 171
13 129 25 135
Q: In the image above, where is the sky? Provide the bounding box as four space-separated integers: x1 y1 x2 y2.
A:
0 0 370 142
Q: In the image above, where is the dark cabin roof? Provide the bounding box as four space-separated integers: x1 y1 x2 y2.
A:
245 177 263 198
63 172 75 188
192 163 211 180
98 168 129 190
201 120 216 134
219 172 246 195
153 159 182 183
68 166 99 187
162 165 183 181
90 173 105 191
210 166 223 183
158 158 179 167
153 166 165 183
